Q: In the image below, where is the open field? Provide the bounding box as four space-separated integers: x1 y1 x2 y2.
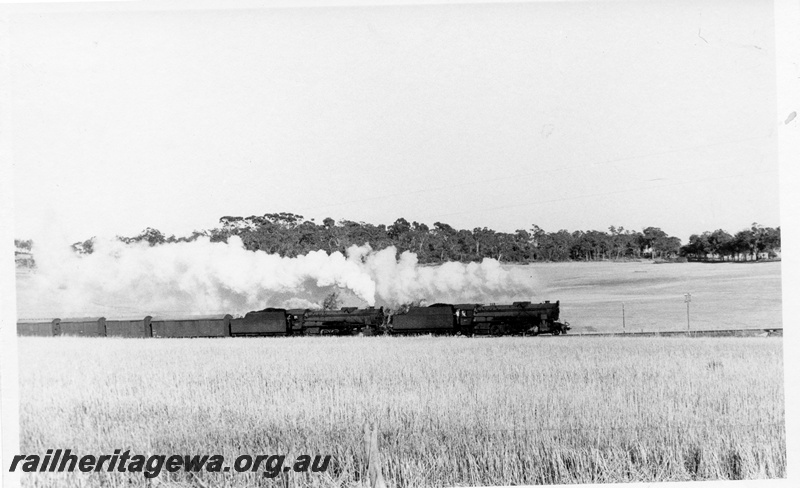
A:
508 261 782 333
18 335 784 487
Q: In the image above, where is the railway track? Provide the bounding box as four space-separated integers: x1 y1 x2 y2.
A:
563 328 783 338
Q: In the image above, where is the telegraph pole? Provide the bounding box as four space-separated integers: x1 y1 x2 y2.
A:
622 302 626 333
684 293 692 331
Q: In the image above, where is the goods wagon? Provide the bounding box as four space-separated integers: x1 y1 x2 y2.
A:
472 301 569 335
105 317 153 338
300 307 384 335
59 317 107 337
150 314 233 338
17 319 60 337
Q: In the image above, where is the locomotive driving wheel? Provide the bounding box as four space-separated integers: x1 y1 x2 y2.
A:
489 323 506 336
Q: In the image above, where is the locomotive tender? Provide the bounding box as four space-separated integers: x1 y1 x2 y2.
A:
16 301 569 338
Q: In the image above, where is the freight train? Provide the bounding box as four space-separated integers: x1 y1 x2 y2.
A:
16 301 570 338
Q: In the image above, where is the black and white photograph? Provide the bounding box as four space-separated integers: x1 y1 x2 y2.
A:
1 0 797 487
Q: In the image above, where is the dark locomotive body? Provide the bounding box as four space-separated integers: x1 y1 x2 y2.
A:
227 307 385 336
17 301 568 338
471 301 568 335
389 301 569 336
300 307 384 335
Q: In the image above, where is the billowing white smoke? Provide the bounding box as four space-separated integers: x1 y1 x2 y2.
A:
16 236 536 318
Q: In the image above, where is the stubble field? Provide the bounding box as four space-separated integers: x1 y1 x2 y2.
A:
18 335 784 487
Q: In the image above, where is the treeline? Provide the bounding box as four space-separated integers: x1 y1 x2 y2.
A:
16 214 780 266
681 225 781 262
14 239 33 251
13 239 34 268
74 213 686 264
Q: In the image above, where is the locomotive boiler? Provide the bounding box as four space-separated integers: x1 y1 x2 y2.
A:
389 301 570 336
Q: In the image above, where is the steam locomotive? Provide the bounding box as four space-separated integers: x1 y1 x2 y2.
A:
16 301 570 338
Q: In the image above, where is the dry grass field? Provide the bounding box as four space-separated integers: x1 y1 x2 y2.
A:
508 261 782 333
18 335 784 487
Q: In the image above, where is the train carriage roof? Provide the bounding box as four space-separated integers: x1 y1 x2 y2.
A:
148 314 233 321
58 316 106 323
16 318 60 324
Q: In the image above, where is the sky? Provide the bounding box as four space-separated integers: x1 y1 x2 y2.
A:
7 0 781 245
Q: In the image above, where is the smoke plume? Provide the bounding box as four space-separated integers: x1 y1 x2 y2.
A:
16 236 536 318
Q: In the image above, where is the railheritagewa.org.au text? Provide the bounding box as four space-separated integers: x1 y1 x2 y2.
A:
10 449 331 478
